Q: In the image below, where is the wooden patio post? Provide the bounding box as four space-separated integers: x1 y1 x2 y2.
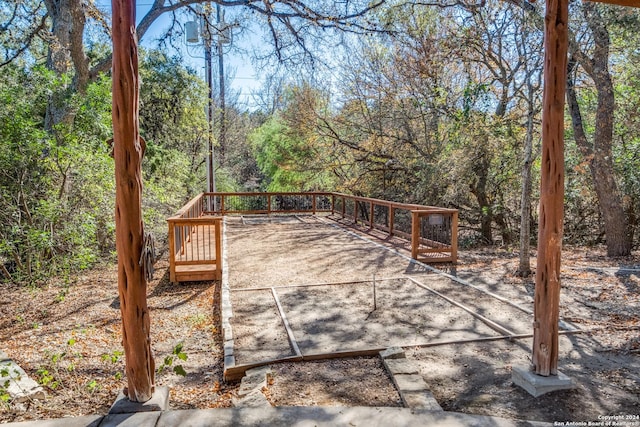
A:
533 0 569 377
112 0 155 401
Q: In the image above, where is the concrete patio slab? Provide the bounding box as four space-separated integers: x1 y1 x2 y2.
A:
155 406 551 427
3 406 551 427
2 415 103 427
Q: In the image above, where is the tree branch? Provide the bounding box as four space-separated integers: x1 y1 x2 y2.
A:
0 4 48 68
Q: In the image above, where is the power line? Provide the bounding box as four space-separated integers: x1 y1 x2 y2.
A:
95 1 155 4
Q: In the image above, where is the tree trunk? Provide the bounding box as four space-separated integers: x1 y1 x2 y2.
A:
517 83 537 277
44 0 89 130
112 0 155 402
566 3 631 257
533 0 568 377
470 152 493 244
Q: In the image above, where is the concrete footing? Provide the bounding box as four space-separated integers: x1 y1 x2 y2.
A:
109 386 170 414
511 365 575 397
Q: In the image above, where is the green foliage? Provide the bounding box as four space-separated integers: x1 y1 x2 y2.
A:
0 47 217 286
1 0 638 288
101 350 124 380
86 378 100 392
157 343 188 377
613 49 640 246
137 49 216 239
101 350 124 365
35 368 59 390
33 335 92 392
0 64 115 285
0 362 21 405
139 49 208 198
140 50 208 152
250 116 331 191
250 84 336 192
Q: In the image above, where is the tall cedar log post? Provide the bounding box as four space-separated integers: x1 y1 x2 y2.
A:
111 0 155 401
533 0 569 377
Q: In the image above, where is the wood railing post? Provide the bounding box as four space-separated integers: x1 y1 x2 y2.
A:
341 197 345 218
411 211 420 259
168 220 176 283
354 199 358 224
451 211 458 263
267 194 271 216
220 194 225 215
389 205 395 237
331 194 335 215
369 202 374 229
312 195 317 215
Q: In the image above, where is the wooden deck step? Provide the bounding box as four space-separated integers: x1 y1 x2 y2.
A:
175 263 220 282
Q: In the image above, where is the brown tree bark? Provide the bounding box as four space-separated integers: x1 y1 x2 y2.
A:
470 152 493 244
44 0 89 129
517 65 541 277
112 0 155 402
517 104 535 277
566 3 632 257
533 0 568 377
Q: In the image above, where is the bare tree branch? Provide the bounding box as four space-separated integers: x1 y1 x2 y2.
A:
0 1 48 68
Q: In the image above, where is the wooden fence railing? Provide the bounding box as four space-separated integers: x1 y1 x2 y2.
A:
202 192 333 216
329 193 458 263
167 194 222 283
167 192 457 282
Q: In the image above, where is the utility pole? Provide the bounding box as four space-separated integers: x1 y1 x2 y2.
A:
203 3 216 199
186 4 233 204
216 4 226 166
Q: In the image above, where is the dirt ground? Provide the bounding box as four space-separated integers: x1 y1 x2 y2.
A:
1 215 639 424
225 216 639 423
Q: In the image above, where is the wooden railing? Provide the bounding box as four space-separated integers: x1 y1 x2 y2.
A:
202 192 333 216
330 193 458 263
167 192 457 282
167 194 222 283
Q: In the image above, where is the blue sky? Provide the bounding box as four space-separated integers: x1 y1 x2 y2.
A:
95 1 262 109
